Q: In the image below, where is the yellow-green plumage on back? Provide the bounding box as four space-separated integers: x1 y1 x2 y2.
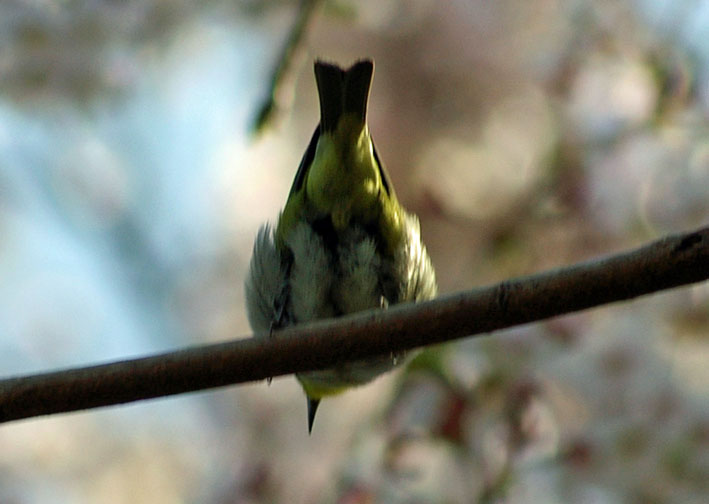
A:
245 59 436 433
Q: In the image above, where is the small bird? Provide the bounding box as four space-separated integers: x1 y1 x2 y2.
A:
245 59 437 433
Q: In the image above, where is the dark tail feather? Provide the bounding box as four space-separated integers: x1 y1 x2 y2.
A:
343 60 374 124
307 398 321 434
314 62 345 133
314 59 374 133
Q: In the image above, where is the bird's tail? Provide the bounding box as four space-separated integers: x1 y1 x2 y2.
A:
314 59 374 133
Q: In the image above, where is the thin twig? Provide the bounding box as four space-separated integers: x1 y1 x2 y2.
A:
252 0 324 134
0 226 707 424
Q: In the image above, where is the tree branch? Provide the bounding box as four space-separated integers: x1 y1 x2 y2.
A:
0 226 707 424
251 0 324 134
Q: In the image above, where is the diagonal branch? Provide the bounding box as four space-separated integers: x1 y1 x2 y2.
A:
252 0 324 134
0 226 707 424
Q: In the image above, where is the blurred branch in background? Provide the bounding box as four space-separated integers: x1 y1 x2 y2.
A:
251 0 324 134
0 225 707 424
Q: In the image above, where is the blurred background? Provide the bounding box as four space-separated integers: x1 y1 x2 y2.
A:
1 0 708 502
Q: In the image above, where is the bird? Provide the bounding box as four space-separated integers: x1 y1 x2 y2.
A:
245 58 437 433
